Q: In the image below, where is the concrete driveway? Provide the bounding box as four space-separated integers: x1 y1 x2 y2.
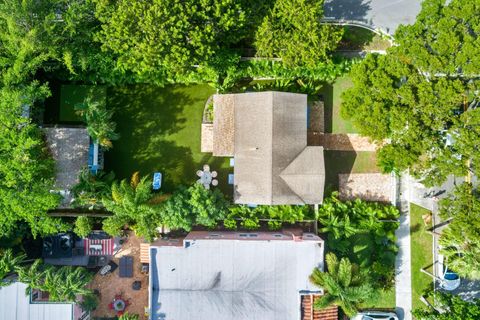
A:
323 0 423 34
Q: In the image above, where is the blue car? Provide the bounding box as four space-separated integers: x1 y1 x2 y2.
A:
153 172 162 190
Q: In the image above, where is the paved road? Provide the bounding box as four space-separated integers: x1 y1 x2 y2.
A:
323 0 423 34
395 174 412 320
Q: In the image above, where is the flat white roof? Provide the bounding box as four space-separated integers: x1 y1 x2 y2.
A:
0 282 73 320
150 238 324 320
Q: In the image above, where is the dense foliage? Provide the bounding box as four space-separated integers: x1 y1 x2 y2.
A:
437 183 480 279
412 291 480 320
0 249 26 286
341 0 480 186
309 252 377 316
255 0 342 67
225 205 310 230
94 0 246 82
71 169 115 210
102 173 161 240
17 259 93 302
0 84 67 238
160 183 229 231
318 193 400 290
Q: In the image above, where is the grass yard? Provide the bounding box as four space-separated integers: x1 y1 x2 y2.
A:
320 76 358 134
324 151 380 194
410 203 434 311
104 84 233 195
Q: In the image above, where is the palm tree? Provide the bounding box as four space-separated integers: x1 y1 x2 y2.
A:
102 173 159 240
309 253 377 316
0 249 26 286
44 266 93 302
16 259 45 294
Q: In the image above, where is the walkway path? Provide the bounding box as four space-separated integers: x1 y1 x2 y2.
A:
395 173 412 320
308 132 381 151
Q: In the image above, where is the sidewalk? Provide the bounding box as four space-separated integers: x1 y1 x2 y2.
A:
395 174 412 320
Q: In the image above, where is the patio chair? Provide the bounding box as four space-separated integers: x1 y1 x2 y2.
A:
229 158 234 167
228 174 234 185
211 171 217 178
203 164 210 171
108 302 114 310
152 172 162 190
196 170 203 177
212 179 218 186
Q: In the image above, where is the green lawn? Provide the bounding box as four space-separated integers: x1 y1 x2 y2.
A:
360 287 396 309
324 151 380 194
104 84 233 195
320 76 358 134
410 203 434 311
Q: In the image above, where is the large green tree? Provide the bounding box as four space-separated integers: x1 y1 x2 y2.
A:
341 0 480 186
309 252 377 316
0 84 68 237
160 183 228 231
254 0 343 67
437 183 480 279
93 0 246 82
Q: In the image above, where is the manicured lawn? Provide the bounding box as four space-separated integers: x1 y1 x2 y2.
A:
410 203 434 311
104 84 233 195
320 76 358 134
360 287 396 309
324 151 380 194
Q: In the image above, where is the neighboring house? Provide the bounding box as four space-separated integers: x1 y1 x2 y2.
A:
42 232 118 268
148 230 324 320
0 281 85 320
204 91 325 205
44 127 103 207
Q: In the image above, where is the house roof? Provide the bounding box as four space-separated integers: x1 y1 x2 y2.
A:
149 231 324 320
44 127 89 191
301 294 338 320
218 91 324 205
212 94 235 156
0 282 73 320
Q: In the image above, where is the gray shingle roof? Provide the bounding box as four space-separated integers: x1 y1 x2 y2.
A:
44 127 89 190
215 91 324 205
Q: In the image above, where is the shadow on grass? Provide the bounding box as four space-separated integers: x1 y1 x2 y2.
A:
104 84 233 195
324 151 356 196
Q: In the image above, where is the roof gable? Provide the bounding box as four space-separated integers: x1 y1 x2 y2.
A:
280 147 325 204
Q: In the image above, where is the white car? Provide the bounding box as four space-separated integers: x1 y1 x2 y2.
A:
351 311 399 320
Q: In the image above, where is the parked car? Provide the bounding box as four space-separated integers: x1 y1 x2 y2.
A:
351 311 398 320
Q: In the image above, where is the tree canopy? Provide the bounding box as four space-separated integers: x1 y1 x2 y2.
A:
255 0 343 67
341 0 480 186
93 0 246 82
437 183 480 279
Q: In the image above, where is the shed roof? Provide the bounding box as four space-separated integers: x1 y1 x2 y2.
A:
0 282 73 320
44 127 89 190
149 232 324 320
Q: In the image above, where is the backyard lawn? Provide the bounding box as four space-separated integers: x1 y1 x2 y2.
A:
320 75 358 134
410 204 434 310
324 151 380 194
104 84 232 195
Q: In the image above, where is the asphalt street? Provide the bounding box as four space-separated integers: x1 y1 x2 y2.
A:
323 0 423 34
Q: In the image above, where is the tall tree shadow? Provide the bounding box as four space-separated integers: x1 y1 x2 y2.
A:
323 0 372 22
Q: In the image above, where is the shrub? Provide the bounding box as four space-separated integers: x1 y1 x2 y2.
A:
74 216 93 238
